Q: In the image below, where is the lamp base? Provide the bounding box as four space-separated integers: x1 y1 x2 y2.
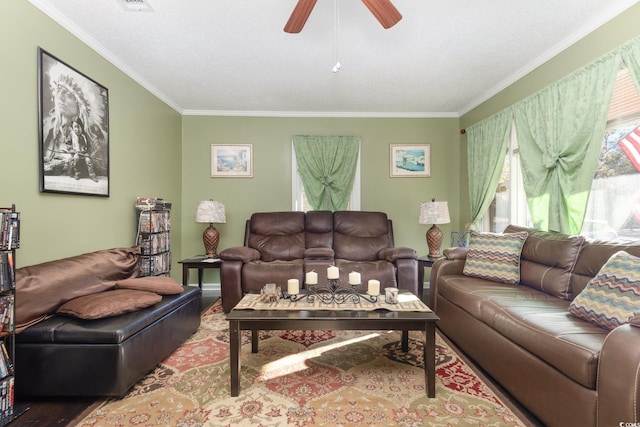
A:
426 224 443 258
203 224 220 258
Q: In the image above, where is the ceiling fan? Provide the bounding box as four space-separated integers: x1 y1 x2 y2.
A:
284 0 402 33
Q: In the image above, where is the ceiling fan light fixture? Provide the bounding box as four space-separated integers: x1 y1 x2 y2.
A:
117 0 154 12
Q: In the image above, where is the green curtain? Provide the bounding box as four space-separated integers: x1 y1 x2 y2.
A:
620 36 640 92
513 55 618 234
466 109 512 229
293 135 360 211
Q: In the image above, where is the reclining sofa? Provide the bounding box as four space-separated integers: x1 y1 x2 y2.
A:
431 224 640 426
14 247 201 397
219 211 418 312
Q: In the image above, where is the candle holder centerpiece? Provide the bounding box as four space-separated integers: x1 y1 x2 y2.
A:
288 267 378 304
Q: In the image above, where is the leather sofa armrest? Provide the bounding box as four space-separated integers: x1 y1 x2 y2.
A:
219 246 261 263
443 246 469 260
597 324 640 425
429 257 466 312
378 247 417 262
304 247 335 260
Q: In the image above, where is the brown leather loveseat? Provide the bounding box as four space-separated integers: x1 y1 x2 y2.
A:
219 211 418 312
431 224 640 426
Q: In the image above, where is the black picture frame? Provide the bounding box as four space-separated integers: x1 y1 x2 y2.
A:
38 47 110 196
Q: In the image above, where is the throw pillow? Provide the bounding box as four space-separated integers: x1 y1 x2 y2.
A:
56 289 162 320
462 230 528 285
115 276 184 295
569 251 640 330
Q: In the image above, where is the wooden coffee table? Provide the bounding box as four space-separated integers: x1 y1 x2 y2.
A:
226 296 439 398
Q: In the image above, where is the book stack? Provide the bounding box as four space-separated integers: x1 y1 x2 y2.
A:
0 376 13 423
0 297 13 335
0 206 16 424
0 210 19 251
135 197 172 211
0 255 13 293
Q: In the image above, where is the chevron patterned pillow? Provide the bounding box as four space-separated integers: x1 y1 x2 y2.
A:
569 251 640 330
462 230 528 285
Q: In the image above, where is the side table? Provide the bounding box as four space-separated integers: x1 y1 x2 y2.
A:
178 256 222 289
417 255 443 305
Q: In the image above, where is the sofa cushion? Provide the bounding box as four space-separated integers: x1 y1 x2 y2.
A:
305 210 334 248
333 211 391 261
15 247 140 333
504 225 585 300
569 251 640 330
56 289 162 320
438 274 607 389
570 240 640 297
463 230 528 285
247 212 306 262
115 276 184 295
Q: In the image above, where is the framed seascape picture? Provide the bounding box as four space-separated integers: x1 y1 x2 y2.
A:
390 144 430 177
38 47 110 197
211 144 253 178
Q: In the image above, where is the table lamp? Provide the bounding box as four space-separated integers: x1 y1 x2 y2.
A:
195 200 226 258
419 198 450 258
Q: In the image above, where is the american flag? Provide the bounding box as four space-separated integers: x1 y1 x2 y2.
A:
618 127 640 172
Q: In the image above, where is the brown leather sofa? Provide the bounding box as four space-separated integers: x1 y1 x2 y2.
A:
431 224 640 426
219 211 418 312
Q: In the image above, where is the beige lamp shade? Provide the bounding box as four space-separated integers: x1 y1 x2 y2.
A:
419 199 450 258
196 200 226 258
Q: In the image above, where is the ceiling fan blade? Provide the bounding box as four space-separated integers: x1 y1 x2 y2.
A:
361 0 402 29
284 0 318 33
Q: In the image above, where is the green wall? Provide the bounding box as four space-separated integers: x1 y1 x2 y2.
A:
1 2 183 271
181 116 462 283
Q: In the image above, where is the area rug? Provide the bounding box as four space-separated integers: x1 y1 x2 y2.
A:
76 300 529 427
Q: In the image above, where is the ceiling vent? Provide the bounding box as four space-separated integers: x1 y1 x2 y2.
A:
118 0 154 12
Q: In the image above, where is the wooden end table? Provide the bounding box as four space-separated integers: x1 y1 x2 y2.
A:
178 256 222 288
417 255 443 303
226 296 439 398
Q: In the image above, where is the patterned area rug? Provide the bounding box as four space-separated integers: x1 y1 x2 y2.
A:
77 301 528 426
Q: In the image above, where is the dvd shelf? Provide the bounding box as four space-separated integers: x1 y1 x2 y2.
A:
135 197 171 277
0 205 19 425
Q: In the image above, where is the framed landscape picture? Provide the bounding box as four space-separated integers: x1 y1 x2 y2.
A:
390 144 430 177
38 47 110 196
211 144 253 178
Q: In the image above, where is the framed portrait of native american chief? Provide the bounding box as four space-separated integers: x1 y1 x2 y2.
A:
38 47 110 196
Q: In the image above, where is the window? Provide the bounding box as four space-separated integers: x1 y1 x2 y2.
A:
581 65 640 241
482 66 640 237
291 144 361 211
480 123 531 232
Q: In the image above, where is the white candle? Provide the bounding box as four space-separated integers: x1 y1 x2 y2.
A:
306 271 318 285
349 271 361 285
367 279 380 296
287 278 299 295
327 266 340 280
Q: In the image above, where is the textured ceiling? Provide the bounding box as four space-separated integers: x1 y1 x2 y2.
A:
30 0 639 117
